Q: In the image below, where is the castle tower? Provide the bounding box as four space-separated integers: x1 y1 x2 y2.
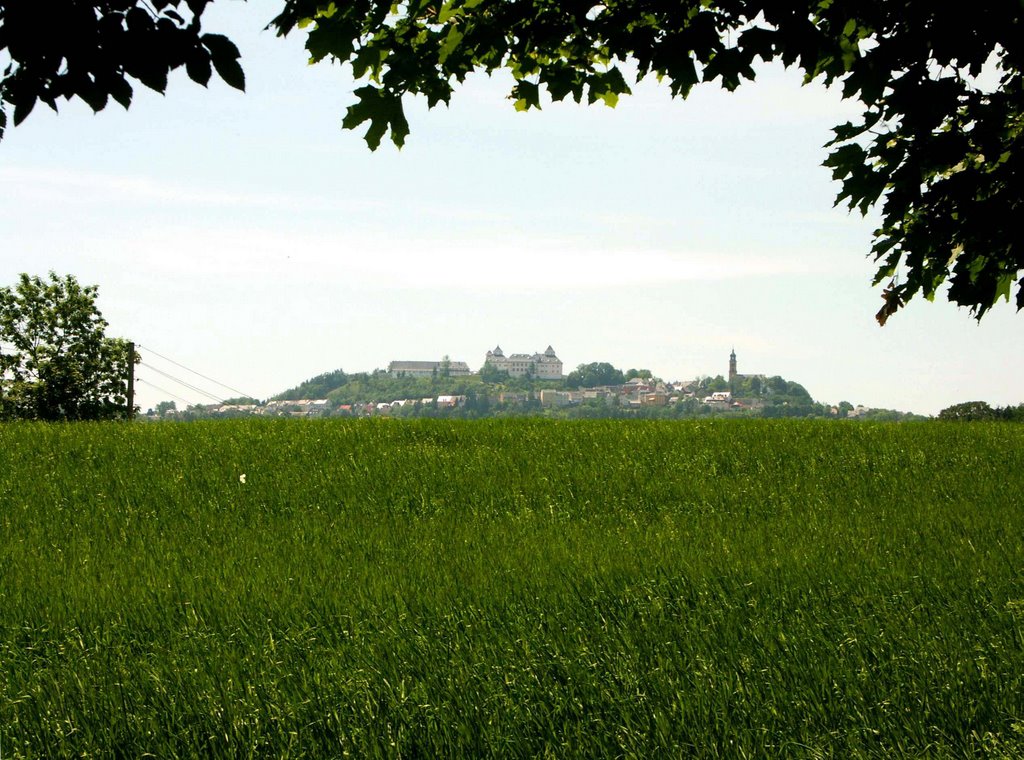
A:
729 348 737 383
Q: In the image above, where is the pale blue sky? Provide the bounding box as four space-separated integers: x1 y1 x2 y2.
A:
2 2 1021 414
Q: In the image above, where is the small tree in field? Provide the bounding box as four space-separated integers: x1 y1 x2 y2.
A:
0 273 137 421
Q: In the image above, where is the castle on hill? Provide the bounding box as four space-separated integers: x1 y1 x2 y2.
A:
484 345 563 380
388 345 564 380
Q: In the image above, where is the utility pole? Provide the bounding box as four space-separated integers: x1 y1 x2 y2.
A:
126 341 135 420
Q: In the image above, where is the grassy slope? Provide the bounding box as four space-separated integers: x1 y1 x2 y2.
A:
1 420 1022 757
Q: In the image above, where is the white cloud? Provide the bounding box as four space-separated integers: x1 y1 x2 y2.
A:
0 165 378 213
40 217 851 291
0 165 514 226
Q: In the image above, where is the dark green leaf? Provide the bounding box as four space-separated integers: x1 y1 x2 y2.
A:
203 33 245 91
511 80 541 111
107 76 134 109
306 17 358 63
12 95 35 126
186 48 213 87
78 80 109 113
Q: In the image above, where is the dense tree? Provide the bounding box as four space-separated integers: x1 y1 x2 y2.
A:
478 362 511 384
786 381 811 400
153 399 177 417
275 368 348 400
938 401 998 421
0 273 136 420
703 375 729 392
731 374 765 396
939 400 1024 422
566 362 624 389
728 374 768 397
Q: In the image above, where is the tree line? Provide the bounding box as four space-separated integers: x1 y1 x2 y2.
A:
2 270 1017 423
1 273 135 421
938 401 1024 422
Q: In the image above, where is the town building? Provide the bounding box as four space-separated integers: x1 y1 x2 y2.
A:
728 349 765 386
387 359 472 378
483 345 563 379
539 389 572 407
436 395 468 408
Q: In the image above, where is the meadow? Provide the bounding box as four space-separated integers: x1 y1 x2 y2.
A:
1 419 1022 757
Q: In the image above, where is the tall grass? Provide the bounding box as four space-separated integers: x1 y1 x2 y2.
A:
1 420 1022 757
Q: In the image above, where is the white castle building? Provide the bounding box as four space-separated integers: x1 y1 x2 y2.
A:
388 359 472 378
484 345 563 380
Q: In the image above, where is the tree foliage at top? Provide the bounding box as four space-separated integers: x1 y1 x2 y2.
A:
566 362 624 388
0 272 136 421
0 0 244 141
938 400 1024 422
267 0 1023 323
274 368 349 400
2 2 1021 323
624 369 653 381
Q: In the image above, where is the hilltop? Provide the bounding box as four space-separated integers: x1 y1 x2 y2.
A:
145 349 926 421
216 359 921 421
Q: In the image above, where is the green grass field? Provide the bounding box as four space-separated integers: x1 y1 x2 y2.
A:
1 419 1022 757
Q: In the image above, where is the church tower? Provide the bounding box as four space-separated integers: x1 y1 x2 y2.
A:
729 348 737 383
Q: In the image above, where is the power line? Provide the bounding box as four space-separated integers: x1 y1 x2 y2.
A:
135 378 192 406
138 361 224 404
138 362 223 404
136 344 255 399
4 340 253 406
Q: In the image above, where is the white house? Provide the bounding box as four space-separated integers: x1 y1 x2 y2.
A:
388 359 472 378
704 391 733 404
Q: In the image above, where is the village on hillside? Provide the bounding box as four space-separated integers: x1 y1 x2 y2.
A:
146 346 901 421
